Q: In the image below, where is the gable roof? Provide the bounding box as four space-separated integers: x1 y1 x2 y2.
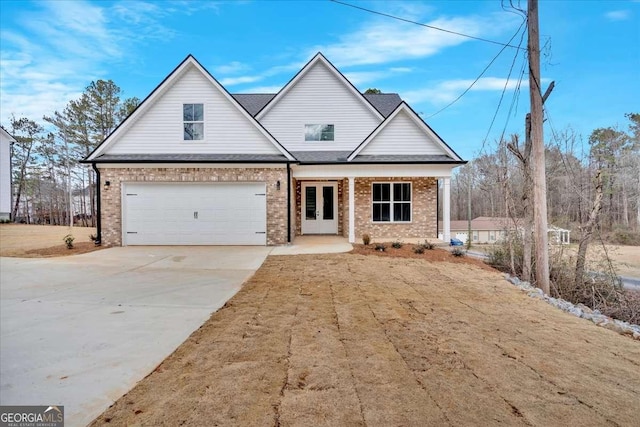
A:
231 94 276 116
85 55 294 162
347 101 463 162
255 52 384 121
0 126 16 142
363 93 402 117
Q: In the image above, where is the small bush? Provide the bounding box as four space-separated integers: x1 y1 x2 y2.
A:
362 233 371 245
392 240 403 249
63 234 75 249
451 248 466 257
609 228 640 246
413 245 425 254
0 218 10 224
375 243 386 252
423 240 435 250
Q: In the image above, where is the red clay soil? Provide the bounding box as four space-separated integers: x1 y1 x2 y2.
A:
90 253 640 427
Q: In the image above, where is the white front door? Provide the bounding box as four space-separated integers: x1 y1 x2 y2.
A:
301 182 338 234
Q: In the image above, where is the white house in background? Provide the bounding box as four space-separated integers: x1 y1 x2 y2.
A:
0 127 15 220
439 216 571 244
83 53 465 246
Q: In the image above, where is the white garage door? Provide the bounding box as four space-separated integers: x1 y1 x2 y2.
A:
123 183 267 245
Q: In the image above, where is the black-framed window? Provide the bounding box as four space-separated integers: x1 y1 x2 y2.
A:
183 103 204 140
305 124 334 141
372 182 411 222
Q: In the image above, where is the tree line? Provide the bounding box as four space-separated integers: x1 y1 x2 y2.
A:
7 80 139 226
449 113 640 241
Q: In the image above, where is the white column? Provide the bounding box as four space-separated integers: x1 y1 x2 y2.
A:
348 176 355 243
443 177 451 242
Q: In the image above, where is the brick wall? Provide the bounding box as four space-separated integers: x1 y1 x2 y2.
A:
354 177 437 241
99 167 287 246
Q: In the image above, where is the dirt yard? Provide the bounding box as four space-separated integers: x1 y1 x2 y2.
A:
0 224 100 257
91 252 640 426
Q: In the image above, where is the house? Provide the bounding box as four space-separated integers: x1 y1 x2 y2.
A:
0 127 15 220
83 53 465 246
440 216 571 244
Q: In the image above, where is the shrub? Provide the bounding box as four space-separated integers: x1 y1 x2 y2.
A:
362 233 371 245
451 248 465 257
63 234 75 249
413 245 425 254
375 243 386 252
609 228 640 246
0 218 10 224
423 240 435 250
392 240 403 249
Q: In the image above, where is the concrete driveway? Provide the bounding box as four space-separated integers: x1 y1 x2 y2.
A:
0 246 271 427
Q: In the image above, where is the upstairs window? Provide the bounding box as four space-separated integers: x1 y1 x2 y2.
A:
183 103 204 140
372 182 411 222
305 124 334 141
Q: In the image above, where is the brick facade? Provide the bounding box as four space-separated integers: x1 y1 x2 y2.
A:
353 177 438 241
99 167 288 246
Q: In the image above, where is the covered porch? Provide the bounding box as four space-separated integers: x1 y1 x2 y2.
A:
289 163 454 244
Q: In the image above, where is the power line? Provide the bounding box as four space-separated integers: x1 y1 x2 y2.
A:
478 24 528 155
426 18 527 121
329 0 527 51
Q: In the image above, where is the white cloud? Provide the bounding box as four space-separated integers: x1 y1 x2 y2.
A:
0 0 197 124
311 13 520 68
214 61 250 75
390 67 413 73
605 10 631 21
219 75 264 86
402 77 529 106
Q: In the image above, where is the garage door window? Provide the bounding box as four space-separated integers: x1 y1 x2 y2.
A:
184 103 204 140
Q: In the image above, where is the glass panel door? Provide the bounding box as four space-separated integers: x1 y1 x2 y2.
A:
305 186 316 220
322 186 334 220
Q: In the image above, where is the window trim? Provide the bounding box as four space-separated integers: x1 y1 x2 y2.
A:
304 124 334 142
371 182 412 223
183 103 204 141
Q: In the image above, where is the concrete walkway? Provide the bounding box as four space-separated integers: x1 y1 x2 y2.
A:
271 235 353 255
0 246 271 427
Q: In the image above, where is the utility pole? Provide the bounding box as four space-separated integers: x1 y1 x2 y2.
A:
528 0 549 294
467 177 472 249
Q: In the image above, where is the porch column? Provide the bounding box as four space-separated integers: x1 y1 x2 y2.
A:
348 176 355 243
443 177 451 242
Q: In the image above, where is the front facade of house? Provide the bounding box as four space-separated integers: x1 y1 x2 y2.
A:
85 54 464 246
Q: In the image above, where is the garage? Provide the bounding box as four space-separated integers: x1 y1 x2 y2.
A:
122 182 267 245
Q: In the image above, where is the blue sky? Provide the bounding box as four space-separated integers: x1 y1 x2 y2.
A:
1 0 638 160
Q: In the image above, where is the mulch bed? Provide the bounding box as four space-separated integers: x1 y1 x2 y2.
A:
23 241 104 257
350 243 496 271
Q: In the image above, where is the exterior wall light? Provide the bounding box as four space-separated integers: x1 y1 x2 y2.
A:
104 180 111 190
276 180 281 191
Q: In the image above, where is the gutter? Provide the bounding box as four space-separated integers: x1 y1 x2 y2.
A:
91 163 102 245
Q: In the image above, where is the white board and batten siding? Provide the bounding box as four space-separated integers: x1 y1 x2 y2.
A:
0 128 14 218
259 61 381 152
122 182 267 245
107 65 280 155
359 110 447 156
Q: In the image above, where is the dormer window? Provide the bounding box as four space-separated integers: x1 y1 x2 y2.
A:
183 103 204 140
305 124 334 141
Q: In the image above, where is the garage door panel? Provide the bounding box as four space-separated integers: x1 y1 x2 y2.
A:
123 183 267 245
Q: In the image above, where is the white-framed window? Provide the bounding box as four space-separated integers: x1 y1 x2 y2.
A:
372 182 411 222
183 103 204 140
305 124 334 141
489 231 496 241
473 231 479 241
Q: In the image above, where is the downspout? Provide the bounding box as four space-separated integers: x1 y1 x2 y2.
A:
436 178 440 239
287 162 291 243
92 163 102 245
